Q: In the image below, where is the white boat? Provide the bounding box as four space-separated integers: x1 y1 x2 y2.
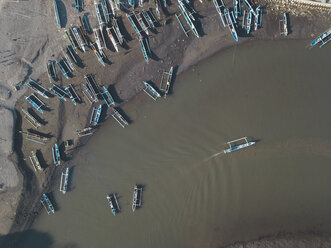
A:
143 81 161 100
59 167 69 194
224 137 256 154
132 185 142 212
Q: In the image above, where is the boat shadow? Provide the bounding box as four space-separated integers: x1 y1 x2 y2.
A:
36 149 50 170
108 84 123 104
47 192 59 212
117 16 133 43
115 107 132 124
286 13 292 35
57 0 68 28
27 108 48 125
27 129 53 139
166 65 178 96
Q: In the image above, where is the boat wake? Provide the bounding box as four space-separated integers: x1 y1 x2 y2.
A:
204 151 223 162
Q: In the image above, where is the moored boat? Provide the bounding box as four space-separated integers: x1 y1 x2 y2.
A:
41 193 55 214
132 185 142 212
106 193 120 215
143 81 161 100
224 137 256 154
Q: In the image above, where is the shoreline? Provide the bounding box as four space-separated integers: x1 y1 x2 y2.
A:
0 0 330 245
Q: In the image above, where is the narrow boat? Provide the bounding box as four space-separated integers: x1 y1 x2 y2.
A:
242 10 246 29
74 0 81 12
21 108 41 129
126 13 142 38
128 0 135 9
101 0 110 23
142 10 155 29
85 74 100 98
112 108 129 128
93 28 103 52
143 81 161 100
94 1 105 28
309 28 331 47
52 143 61 166
19 130 47 145
163 0 166 7
30 151 44 172
224 137 256 154
224 8 238 42
233 0 238 19
154 0 161 19
54 0 62 28
243 0 256 17
108 0 116 17
254 6 260 31
106 27 119 52
56 60 69 79
132 185 142 212
101 86 115 107
41 193 55 214
135 12 149 36
65 86 77 105
62 49 75 72
83 14 91 33
76 127 94 137
177 1 199 38
72 26 86 52
65 30 78 54
59 167 69 194
92 44 106 67
139 0 143 7
246 11 252 34
259 7 263 27
46 60 57 82
106 193 120 216
94 104 102 126
164 66 173 96
49 83 69 101
279 13 288 36
25 79 49 99
66 46 78 64
213 0 226 27
25 94 45 114
139 38 149 62
113 18 124 45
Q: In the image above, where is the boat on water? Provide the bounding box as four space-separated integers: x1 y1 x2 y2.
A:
29 151 43 172
213 0 226 27
106 27 119 52
52 143 61 166
246 11 252 34
132 185 142 212
254 6 260 31
309 27 331 48
164 66 173 96
224 8 238 42
94 104 102 126
41 193 55 214
60 168 69 194
112 108 129 128
143 81 161 100
224 137 256 154
106 193 120 215
76 127 94 137
54 0 62 28
25 79 49 99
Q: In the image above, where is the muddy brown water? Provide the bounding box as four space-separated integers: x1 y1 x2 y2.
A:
16 40 331 248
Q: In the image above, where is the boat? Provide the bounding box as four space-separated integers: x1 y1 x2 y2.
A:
154 0 161 19
52 143 61 166
54 0 62 28
49 83 69 101
246 11 252 34
310 27 331 48
46 60 57 82
74 0 81 12
85 74 100 99
139 38 149 62
254 6 260 31
65 30 78 54
83 14 91 33
279 13 288 36
101 86 115 107
224 137 256 154
108 0 116 17
243 0 256 17
59 167 69 194
106 27 119 52
25 79 49 99
242 10 246 29
92 43 106 67
112 108 129 128
21 108 41 129
143 81 161 100
139 0 143 7
94 104 102 126
72 26 86 52
177 0 199 38
128 0 135 9
135 12 149 36
132 185 142 212
83 84 98 103
56 60 69 79
106 193 120 215
66 46 78 64
101 0 110 23
259 7 263 28
113 18 124 45
76 127 94 137
25 94 45 114
224 8 238 42
62 49 75 72
93 28 103 52
41 193 55 214
164 66 173 96
94 1 105 28
213 0 226 27
29 151 44 172
65 86 76 105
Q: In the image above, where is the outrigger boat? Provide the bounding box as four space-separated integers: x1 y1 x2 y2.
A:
62 49 75 72
76 127 94 137
106 27 119 52
139 38 149 62
94 1 105 28
25 94 45 114
46 60 57 82
134 12 149 36
279 13 288 36
55 60 69 79
94 104 102 126
74 0 82 12
112 18 124 45
254 6 260 31
132 185 142 212
59 167 69 194
66 46 78 64
126 12 142 38
91 43 106 67
139 0 143 7
93 28 104 53
85 74 100 99
101 86 115 107
246 11 252 34
41 193 55 214
108 0 116 17
52 143 61 166
310 27 331 48
160 66 173 97
54 0 62 28
49 83 68 101
143 81 160 100
128 0 135 9
112 108 129 128
224 137 256 154
19 130 49 145
65 84 80 105
29 151 44 172
142 10 155 29
21 108 41 129
154 0 161 19
65 30 78 54
25 79 49 99
106 193 120 215
224 8 238 42
177 0 199 38
213 0 226 27
72 26 86 52
243 0 256 17
83 14 92 33
242 10 246 29
101 0 110 23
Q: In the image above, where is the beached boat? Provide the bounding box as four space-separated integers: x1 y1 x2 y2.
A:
143 81 161 100
224 137 256 154
41 193 55 214
101 86 115 107
94 104 102 126
72 26 86 53
55 60 69 79
93 28 104 52
52 143 61 166
139 0 143 7
76 127 94 137
49 83 69 101
113 18 124 45
135 12 149 36
94 1 105 28
25 79 49 99
59 167 69 194
310 27 331 48
279 13 288 36
142 10 155 29
74 0 82 12
160 66 173 97
246 11 252 34
224 8 238 42
254 6 260 31
154 0 161 19
83 14 91 33
46 60 57 82
106 193 120 215
112 108 129 128
108 0 116 16
128 0 135 9
177 0 199 38
132 185 142 212
21 108 41 129
91 43 106 67
29 151 44 172
101 0 110 23
139 38 149 62
127 13 142 38
54 0 62 28
106 27 119 52
25 94 45 114
243 0 256 17
213 0 226 27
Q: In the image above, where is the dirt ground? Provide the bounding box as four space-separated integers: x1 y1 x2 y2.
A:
0 0 330 246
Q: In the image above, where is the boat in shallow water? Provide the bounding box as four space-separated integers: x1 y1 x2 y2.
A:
143 81 161 100
309 27 331 48
132 185 143 212
52 143 61 166
224 8 238 42
41 193 55 214
224 137 256 154
60 168 69 194
106 193 120 215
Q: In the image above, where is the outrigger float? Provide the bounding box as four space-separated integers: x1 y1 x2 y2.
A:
29 151 44 172
132 185 142 212
309 27 331 48
160 66 173 98
279 13 288 36
139 37 151 62
106 193 120 215
246 11 252 34
52 143 61 166
59 167 69 194
254 6 260 31
112 17 124 45
25 94 46 114
143 81 161 100
21 108 41 129
41 193 55 214
101 86 115 107
224 137 256 154
19 130 49 145
49 83 69 101
112 108 129 128
213 0 226 27
106 27 119 52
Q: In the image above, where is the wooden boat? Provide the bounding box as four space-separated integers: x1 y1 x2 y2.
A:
49 83 69 101
132 185 142 212
52 143 61 166
55 60 69 79
224 137 256 154
59 168 69 194
94 1 105 28
76 127 94 137
74 0 82 12
46 60 57 82
106 27 119 52
224 8 238 42
19 130 49 145
143 81 160 100
65 30 78 54
94 104 102 126
25 94 45 114
254 6 260 31
41 193 55 214
279 13 288 36
135 12 149 36
243 0 256 17
54 0 62 28
106 193 120 215
108 0 116 17
139 38 149 62
128 0 135 9
309 27 331 48
93 28 104 52
113 18 124 45
112 108 129 128
72 27 86 53
246 11 252 34
21 108 41 129
126 13 142 38
177 0 199 38
142 10 155 29
66 46 78 64
101 0 110 23
139 0 143 7
91 43 106 67
25 79 49 99
29 151 44 172
213 0 226 27
164 66 173 96
242 10 246 29
101 86 115 107
83 14 91 33
154 0 161 19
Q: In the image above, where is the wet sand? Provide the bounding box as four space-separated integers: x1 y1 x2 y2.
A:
0 0 330 244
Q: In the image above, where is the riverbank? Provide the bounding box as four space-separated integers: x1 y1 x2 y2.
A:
0 0 330 244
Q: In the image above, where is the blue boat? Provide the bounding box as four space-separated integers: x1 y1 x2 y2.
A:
83 14 91 33
224 8 238 42
25 94 44 114
106 194 120 216
246 11 252 34
224 137 255 154
52 143 61 166
139 38 149 63
128 0 135 9
309 28 331 48
56 60 69 79
243 0 256 17
132 185 142 212
54 0 62 28
94 104 102 126
41 193 55 214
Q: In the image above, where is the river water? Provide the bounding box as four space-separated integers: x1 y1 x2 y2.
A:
18 40 331 248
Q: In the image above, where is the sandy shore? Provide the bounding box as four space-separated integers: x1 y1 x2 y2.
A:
0 0 330 245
